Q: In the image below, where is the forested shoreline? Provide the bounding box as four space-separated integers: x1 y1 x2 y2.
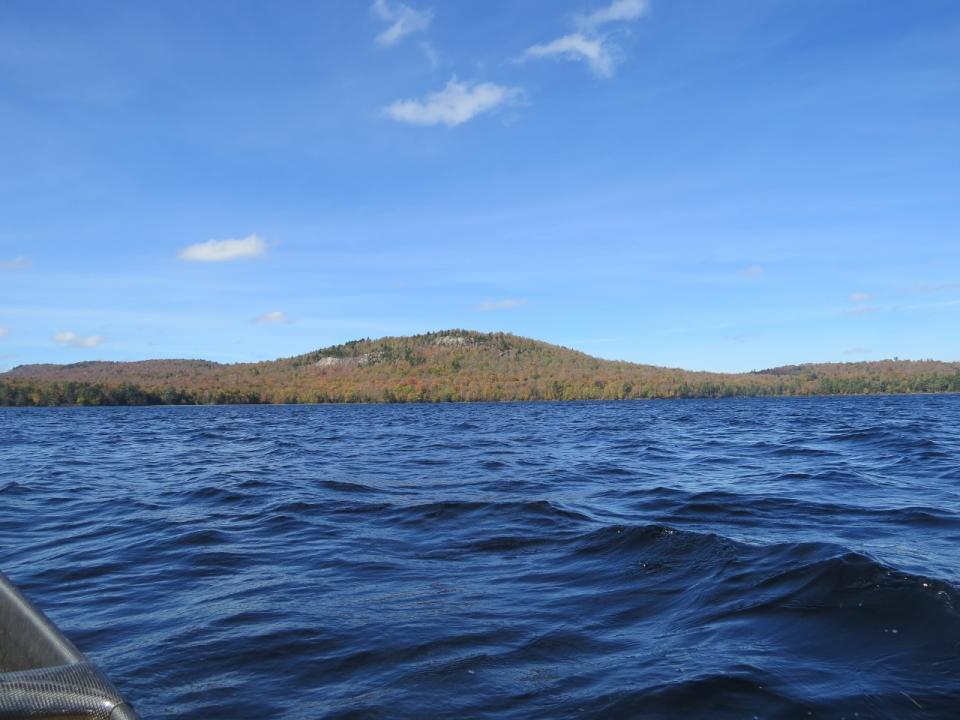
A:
3 330 959 406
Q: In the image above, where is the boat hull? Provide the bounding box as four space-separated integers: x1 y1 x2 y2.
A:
0 573 138 720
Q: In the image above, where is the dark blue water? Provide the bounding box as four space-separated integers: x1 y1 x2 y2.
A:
3 397 960 718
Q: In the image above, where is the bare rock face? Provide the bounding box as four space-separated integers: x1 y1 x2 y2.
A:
357 352 383 367
315 352 383 368
432 335 469 347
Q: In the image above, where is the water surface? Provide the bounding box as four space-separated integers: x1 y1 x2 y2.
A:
2 396 959 718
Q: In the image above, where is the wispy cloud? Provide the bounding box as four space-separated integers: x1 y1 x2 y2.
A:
844 347 873 356
179 235 267 262
371 0 432 47
524 34 615 77
252 311 289 325
0 326 8 339
900 282 960 294
522 0 649 77
843 298 959 317
849 292 871 303
474 298 528 311
578 0 648 29
737 265 765 278
570 335 626 345
420 40 439 67
0 255 31 271
385 78 521 127
53 331 105 348
846 306 882 316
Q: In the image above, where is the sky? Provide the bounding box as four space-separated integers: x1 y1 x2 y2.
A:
1 0 958 373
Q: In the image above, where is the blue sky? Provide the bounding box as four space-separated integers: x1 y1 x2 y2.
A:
1 0 958 372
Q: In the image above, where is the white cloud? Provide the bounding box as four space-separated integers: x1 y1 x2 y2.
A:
178 235 267 262
474 298 528 311
371 0 432 47
523 0 649 77
737 265 765 278
523 33 614 78
578 0 649 29
385 78 521 127
420 40 439 67
0 255 31 271
0 327 8 339
252 311 289 325
53 331 105 348
849 292 871 303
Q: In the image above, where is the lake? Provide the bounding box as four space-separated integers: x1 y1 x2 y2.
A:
2 396 959 718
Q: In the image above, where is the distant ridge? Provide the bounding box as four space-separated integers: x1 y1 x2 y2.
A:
3 329 959 405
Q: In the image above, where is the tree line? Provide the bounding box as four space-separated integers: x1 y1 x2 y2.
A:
3 330 959 406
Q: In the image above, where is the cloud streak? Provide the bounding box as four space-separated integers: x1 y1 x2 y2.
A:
849 292 871 303
474 298 528 311
179 235 267 262
0 327 8 339
386 78 520 126
0 255 31 271
524 34 614 77
900 282 960 294
371 0 432 47
53 331 105 348
737 265 765 278
578 0 648 29
522 0 649 77
252 311 289 325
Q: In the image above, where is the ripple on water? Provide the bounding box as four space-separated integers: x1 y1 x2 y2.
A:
1 396 959 718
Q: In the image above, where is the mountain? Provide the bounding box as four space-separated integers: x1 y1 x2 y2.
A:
3 330 959 406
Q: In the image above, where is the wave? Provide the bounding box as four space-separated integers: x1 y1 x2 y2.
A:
5 398 960 718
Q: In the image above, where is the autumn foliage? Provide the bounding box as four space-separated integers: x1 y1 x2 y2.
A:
2 330 959 406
